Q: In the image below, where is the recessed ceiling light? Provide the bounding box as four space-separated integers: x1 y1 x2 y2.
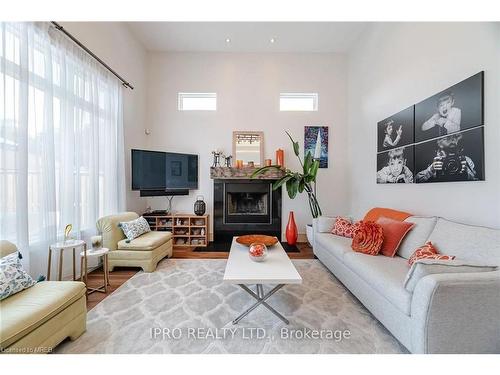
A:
270 38 276 43
225 38 231 43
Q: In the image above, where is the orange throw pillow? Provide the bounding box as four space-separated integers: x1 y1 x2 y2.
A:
408 242 456 266
376 216 415 257
363 207 412 223
351 221 384 256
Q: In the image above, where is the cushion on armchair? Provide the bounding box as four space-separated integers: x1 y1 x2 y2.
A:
117 231 172 251
119 216 151 241
0 252 36 300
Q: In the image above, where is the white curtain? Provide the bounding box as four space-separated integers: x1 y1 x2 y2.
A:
0 22 125 277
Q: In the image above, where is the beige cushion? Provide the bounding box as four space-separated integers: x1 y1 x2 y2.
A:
0 240 18 258
117 231 172 251
0 281 86 348
96 212 139 251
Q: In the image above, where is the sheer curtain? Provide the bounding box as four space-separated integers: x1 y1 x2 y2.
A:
0 22 125 277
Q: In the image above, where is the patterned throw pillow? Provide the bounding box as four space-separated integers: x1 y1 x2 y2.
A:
0 252 36 300
119 216 151 242
332 217 361 238
351 221 384 255
408 242 455 266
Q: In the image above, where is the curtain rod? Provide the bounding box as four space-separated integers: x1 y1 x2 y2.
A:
50 21 134 90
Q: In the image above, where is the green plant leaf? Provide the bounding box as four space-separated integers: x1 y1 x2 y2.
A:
298 178 305 193
272 175 293 190
286 131 300 157
303 151 312 174
310 159 320 179
286 178 298 199
250 165 281 178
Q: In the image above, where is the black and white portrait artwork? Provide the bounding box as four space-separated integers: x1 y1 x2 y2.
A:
377 145 415 184
414 72 484 143
377 106 414 152
414 127 484 183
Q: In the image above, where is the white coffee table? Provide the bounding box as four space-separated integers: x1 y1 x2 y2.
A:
223 237 302 324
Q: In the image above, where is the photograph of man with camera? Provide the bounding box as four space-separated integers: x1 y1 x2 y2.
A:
415 130 482 183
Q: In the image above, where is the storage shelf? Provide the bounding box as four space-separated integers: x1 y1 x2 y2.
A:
143 212 209 249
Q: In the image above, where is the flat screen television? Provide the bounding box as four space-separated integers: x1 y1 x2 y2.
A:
132 149 198 194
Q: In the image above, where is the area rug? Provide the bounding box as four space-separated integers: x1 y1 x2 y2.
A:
56 259 407 354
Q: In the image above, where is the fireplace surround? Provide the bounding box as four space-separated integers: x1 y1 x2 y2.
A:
213 179 282 242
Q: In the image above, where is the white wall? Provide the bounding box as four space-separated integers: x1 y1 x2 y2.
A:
145 52 350 238
348 22 500 227
61 22 148 214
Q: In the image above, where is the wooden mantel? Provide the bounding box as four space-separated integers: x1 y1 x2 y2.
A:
210 166 286 180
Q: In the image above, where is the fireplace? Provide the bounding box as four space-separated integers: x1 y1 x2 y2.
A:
213 179 281 242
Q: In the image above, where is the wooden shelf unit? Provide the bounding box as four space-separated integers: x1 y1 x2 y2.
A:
143 213 209 247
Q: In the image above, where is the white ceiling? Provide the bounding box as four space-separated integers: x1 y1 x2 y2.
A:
125 22 370 53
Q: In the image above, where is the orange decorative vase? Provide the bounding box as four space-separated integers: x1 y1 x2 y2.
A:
276 149 284 167
286 211 298 245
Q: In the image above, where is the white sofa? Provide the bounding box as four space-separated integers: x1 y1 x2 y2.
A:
312 212 500 354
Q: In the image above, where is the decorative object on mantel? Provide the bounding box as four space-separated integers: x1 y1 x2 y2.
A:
252 131 322 218
224 155 232 167
210 166 285 179
286 211 298 245
193 195 206 216
275 148 284 167
233 131 264 167
236 234 279 247
236 159 243 169
211 150 223 167
247 161 254 168
265 159 272 166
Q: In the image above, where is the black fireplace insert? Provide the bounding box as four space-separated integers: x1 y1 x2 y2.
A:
213 179 282 242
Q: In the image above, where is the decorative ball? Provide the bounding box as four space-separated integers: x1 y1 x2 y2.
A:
248 242 268 262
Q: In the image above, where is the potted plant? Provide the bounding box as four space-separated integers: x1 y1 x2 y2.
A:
252 131 322 245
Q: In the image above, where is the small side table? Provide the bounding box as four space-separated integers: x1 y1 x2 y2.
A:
80 247 110 294
48 240 86 281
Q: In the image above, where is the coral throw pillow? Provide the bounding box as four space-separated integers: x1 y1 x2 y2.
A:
332 217 361 238
408 242 456 266
376 216 415 257
351 221 384 256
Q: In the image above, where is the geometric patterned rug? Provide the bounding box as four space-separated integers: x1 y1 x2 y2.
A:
56 259 407 354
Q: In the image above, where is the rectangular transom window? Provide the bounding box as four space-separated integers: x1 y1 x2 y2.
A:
178 92 217 111
279 93 318 111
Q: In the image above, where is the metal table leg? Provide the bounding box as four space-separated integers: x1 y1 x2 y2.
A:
233 284 289 325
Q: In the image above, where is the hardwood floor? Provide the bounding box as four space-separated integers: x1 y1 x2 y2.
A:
84 242 314 310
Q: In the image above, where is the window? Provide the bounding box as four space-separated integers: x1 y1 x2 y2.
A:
178 92 217 111
1 22 124 262
279 93 318 112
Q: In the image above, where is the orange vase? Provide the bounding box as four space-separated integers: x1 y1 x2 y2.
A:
276 149 284 167
286 211 298 245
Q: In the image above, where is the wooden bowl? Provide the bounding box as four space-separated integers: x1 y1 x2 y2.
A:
236 235 279 247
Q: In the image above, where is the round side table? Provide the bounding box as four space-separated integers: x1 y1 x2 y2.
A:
48 239 86 281
80 247 110 295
